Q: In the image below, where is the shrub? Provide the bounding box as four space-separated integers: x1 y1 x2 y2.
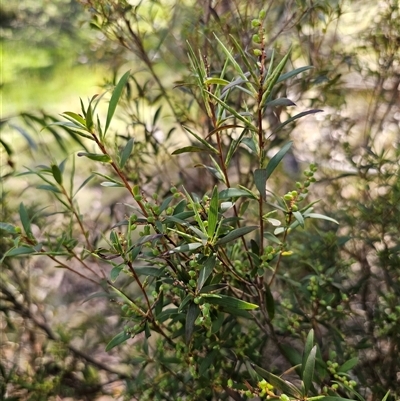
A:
1 1 398 400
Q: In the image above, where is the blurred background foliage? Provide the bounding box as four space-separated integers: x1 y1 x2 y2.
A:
1 0 399 400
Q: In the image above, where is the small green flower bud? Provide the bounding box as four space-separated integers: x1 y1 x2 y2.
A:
252 34 261 43
251 19 261 27
253 49 262 56
259 9 266 19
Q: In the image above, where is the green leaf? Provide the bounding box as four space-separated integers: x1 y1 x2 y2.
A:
51 164 63 185
219 188 256 199
197 255 216 291
62 111 87 128
0 222 20 234
182 126 219 154
172 145 216 155
37 184 62 193
208 186 219 239
71 172 93 195
19 203 32 237
380 391 391 401
206 91 255 128
185 303 200 344
265 141 293 180
215 225 258 245
318 395 360 401
105 330 131 352
262 48 292 105
213 34 250 85
77 152 112 163
134 267 165 277
86 98 94 131
338 357 358 373
225 128 247 166
110 265 124 282
199 349 219 376
204 77 230 86
201 294 258 310
264 232 282 245
100 181 124 187
229 34 259 84
293 211 305 228
264 283 275 320
169 242 203 254
305 213 339 225
302 329 315 371
273 109 323 133
251 364 302 398
105 70 130 136
120 138 134 168
5 246 36 257
302 345 317 395
277 66 314 83
254 168 267 199
266 98 296 107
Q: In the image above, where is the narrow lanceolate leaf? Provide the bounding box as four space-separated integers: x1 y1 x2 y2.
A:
204 77 230 86
19 203 32 237
254 168 267 199
264 283 275 320
171 146 216 155
262 48 292 105
201 294 258 310
77 152 112 163
302 329 315 371
305 213 339 225
293 211 305 228
182 126 219 154
277 66 314 83
317 397 359 401
37 184 62 193
4 246 36 258
265 141 293 180
208 186 219 239
206 91 255 128
197 254 216 291
168 242 203 254
105 70 130 136
272 109 323 134
338 357 358 373
219 188 257 200
105 330 131 352
119 138 134 168
213 34 247 82
199 349 218 376
215 225 258 245
51 164 63 185
185 303 200 344
266 98 296 107
62 112 87 128
86 100 94 132
251 364 302 398
302 345 317 395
